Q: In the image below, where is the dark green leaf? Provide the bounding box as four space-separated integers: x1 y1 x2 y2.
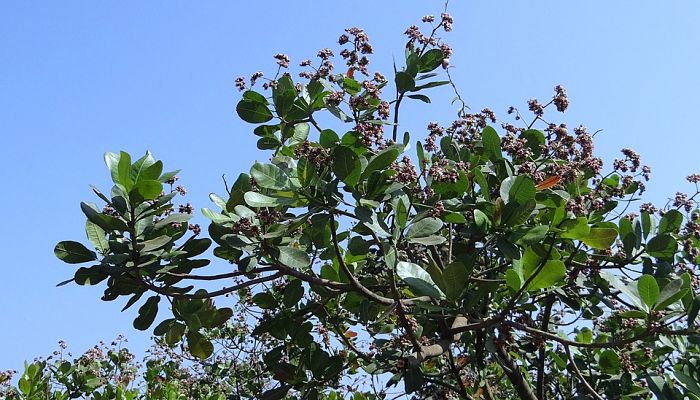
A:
411 80 449 91
647 234 677 259
237 100 273 123
320 129 339 148
283 280 304 307
406 94 430 103
333 146 362 187
481 126 502 161
659 210 683 234
442 262 468 301
362 146 400 179
417 49 444 72
74 266 108 285
272 74 297 116
598 350 621 374
187 331 213 359
253 293 278 309
133 296 160 331
54 241 97 264
80 202 128 231
395 71 415 93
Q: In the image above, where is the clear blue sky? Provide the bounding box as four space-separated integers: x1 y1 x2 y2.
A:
2 1 699 371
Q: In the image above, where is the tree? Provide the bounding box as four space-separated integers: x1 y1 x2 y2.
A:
42 8 700 400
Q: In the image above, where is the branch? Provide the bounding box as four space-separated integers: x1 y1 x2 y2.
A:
494 343 538 400
505 321 698 349
145 272 284 299
330 213 393 305
408 315 468 366
564 345 604 400
537 294 555 399
162 266 276 281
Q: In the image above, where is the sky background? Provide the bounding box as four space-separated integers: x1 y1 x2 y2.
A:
1 1 699 372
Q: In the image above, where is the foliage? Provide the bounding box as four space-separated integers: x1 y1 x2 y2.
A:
39 8 700 400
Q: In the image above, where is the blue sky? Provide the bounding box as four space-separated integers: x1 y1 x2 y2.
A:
1 1 699 371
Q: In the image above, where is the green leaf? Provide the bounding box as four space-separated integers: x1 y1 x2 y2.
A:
74 266 108 285
580 227 618 249
244 192 295 208
288 122 310 147
637 274 660 309
598 350 621 374
131 179 163 201
500 175 536 204
526 260 566 291
406 217 442 238
431 171 469 197
333 146 362 187
406 94 430 103
133 296 160 331
688 296 700 327
395 71 416 93
505 269 521 291
273 74 297 116
647 234 677 259
411 80 449 91
104 151 133 188
396 261 445 299
655 278 688 310
600 271 648 311
54 241 97 264
283 280 304 307
138 235 172 252
251 162 289 190
481 126 502 161
130 151 158 184
253 293 278 309
675 370 700 396
362 146 400 179
442 262 468 301
320 129 339 148
153 213 192 230
187 331 214 359
520 129 546 158
658 209 683 234
342 77 362 95
85 220 108 255
560 217 591 240
417 49 444 72
407 235 446 245
278 246 310 269
514 225 549 245
237 99 273 123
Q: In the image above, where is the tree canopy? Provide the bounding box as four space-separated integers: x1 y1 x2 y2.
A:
6 7 700 400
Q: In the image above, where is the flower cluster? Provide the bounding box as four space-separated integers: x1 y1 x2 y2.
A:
392 156 418 185
339 27 373 75
231 217 260 236
355 122 385 148
293 140 331 167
